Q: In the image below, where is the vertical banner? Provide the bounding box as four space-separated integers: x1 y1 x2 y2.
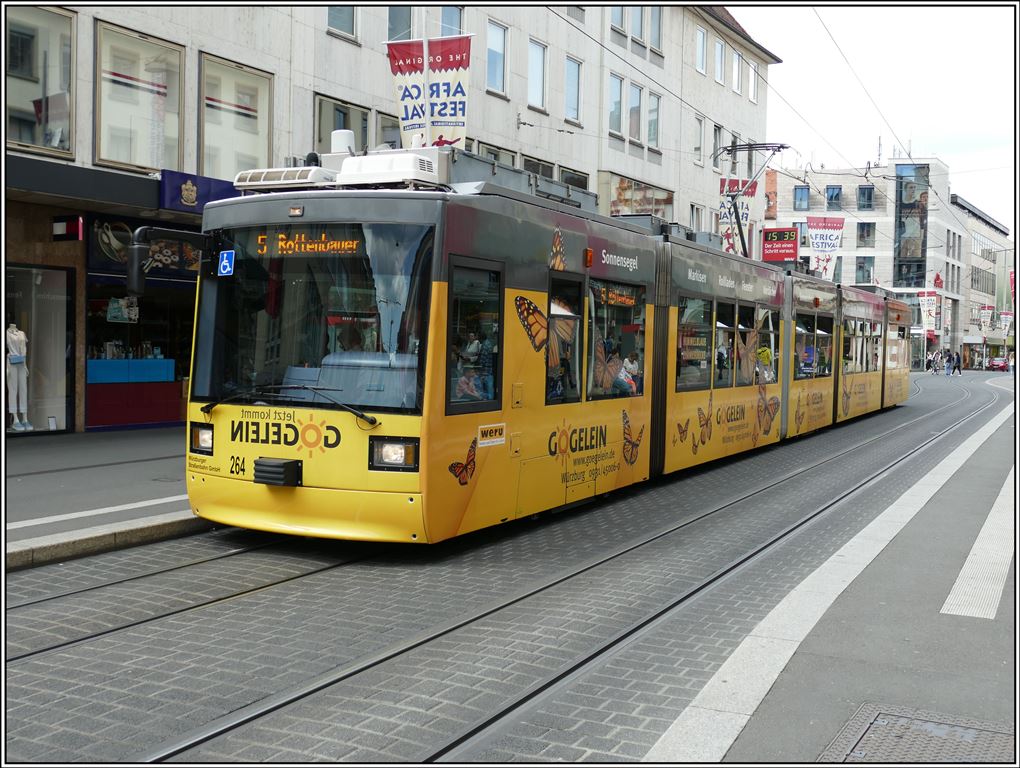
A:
425 35 471 147
999 310 1013 332
806 216 845 281
386 35 472 149
387 40 426 148
918 291 937 333
717 178 757 256
979 305 994 334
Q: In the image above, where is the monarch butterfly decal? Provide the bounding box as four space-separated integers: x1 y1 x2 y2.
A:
692 391 713 455
622 410 644 465
593 338 624 390
756 382 781 437
514 296 549 353
795 392 806 431
673 417 690 446
448 437 477 486
841 374 852 417
549 227 567 271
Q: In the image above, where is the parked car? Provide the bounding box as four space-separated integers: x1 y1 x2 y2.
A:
986 357 1008 371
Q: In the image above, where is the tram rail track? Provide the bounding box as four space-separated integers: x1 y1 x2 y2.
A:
131 377 1001 762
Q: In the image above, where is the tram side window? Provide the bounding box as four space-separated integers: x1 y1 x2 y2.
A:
714 301 735 387
815 316 833 377
448 265 501 407
547 278 582 404
755 306 779 384
794 313 816 379
587 278 646 398
865 321 882 371
842 318 863 374
676 294 712 391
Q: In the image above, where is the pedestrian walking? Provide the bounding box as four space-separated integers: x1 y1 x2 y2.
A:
929 350 940 375
944 352 952 377
952 351 962 376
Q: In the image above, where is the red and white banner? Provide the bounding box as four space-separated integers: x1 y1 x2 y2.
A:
918 291 938 332
999 310 1013 332
806 216 844 281
386 35 472 149
979 305 994 334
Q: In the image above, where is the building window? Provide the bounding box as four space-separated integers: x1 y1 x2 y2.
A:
486 21 506 93
690 204 704 231
857 222 876 247
729 132 739 175
314 95 368 154
477 142 515 167
794 221 809 246
793 185 809 210
630 6 644 41
528 39 546 109
201 54 271 180
611 7 625 31
609 74 623 135
712 124 722 170
628 83 642 141
377 112 400 148
441 6 462 36
748 60 758 102
96 22 182 172
693 115 704 163
560 167 588 190
565 57 581 122
695 27 707 73
857 185 874 210
649 6 662 50
647 93 660 150
6 6 74 155
747 138 755 178
714 39 725 84
327 7 355 37
522 155 554 179
825 185 842 210
388 7 411 40
732 49 741 93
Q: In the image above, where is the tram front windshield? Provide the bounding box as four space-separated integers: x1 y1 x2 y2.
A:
191 222 433 413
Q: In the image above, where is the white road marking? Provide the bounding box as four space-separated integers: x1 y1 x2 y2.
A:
643 403 1014 763
940 467 1015 619
6 495 190 530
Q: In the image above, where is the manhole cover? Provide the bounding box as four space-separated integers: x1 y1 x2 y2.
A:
819 702 1014 763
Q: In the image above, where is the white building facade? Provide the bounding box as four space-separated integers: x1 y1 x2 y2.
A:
5 5 778 432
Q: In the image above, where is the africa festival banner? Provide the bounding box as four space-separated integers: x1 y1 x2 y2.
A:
806 216 845 281
918 291 938 332
386 35 472 149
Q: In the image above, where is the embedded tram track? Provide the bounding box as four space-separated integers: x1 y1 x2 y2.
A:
131 377 1001 763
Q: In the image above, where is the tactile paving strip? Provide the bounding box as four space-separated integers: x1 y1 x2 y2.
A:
819 702 1015 763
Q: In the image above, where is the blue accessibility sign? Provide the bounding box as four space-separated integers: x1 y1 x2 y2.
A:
217 250 235 276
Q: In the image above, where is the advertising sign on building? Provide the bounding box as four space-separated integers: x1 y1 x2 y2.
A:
386 35 472 149
806 216 845 281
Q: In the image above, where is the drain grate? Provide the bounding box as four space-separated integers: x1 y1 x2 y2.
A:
819 702 1015 763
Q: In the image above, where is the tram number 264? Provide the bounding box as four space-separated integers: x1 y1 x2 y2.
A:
230 456 246 476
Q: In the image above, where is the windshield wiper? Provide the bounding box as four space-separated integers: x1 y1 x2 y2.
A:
199 386 284 414
276 385 379 426
199 384 378 426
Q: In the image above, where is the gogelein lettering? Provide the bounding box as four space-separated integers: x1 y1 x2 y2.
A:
548 424 608 457
230 420 341 449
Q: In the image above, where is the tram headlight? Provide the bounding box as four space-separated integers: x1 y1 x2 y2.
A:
369 436 419 471
190 423 214 455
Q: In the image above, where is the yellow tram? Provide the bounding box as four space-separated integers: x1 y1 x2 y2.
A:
128 142 911 543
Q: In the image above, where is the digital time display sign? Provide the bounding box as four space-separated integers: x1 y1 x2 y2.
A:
762 227 799 262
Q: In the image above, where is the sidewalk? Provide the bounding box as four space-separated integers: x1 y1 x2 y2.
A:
4 426 212 570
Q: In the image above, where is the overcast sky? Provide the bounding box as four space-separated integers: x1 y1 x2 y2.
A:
730 4 1016 236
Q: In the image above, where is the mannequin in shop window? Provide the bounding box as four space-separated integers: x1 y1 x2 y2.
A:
7 322 32 431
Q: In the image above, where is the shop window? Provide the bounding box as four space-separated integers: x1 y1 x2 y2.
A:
6 265 74 433
315 94 369 155
714 300 735 387
676 294 712 391
201 54 271 181
448 264 502 409
6 6 74 155
96 22 182 171
587 278 645 399
546 277 582 404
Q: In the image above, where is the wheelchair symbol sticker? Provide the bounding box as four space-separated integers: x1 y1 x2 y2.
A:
218 250 235 276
